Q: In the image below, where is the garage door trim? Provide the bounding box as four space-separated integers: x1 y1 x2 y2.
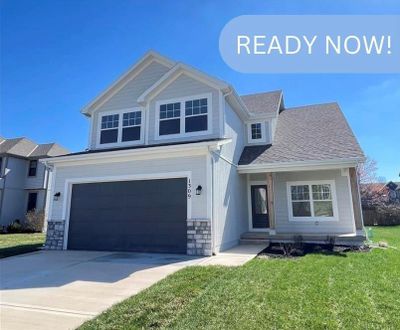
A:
61 171 192 250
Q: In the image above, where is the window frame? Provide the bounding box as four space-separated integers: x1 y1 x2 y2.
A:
155 93 212 140
247 121 269 144
286 180 339 222
28 160 38 177
27 191 38 212
96 107 144 148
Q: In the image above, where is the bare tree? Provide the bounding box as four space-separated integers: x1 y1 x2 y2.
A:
357 157 378 184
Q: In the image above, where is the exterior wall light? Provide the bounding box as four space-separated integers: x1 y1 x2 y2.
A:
53 192 61 201
196 185 202 195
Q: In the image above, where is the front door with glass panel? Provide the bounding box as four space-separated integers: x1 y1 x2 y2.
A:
251 185 269 229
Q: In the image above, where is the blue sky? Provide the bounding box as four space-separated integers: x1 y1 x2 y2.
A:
1 0 399 181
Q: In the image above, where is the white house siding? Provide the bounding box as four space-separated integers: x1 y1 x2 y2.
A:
274 169 355 234
90 61 170 148
213 101 248 252
49 155 208 223
148 74 221 144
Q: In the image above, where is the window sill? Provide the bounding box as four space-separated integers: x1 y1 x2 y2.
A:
288 217 338 222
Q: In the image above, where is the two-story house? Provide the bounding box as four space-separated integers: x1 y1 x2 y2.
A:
42 51 365 255
0 137 69 227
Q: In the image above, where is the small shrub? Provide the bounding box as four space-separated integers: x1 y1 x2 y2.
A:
25 210 45 232
6 219 24 233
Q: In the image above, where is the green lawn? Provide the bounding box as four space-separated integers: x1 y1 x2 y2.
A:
0 233 45 258
80 227 400 330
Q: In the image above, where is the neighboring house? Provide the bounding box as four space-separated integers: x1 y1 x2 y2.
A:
386 181 400 202
42 51 365 256
0 137 69 227
361 181 400 204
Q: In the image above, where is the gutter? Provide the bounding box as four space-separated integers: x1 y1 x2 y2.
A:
237 158 365 174
41 139 232 166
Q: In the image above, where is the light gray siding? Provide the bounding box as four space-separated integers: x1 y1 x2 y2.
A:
0 157 27 225
0 156 50 226
90 61 170 148
213 101 247 251
274 169 355 234
25 161 47 189
148 74 221 144
49 155 209 223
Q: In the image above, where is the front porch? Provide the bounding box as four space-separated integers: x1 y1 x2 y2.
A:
241 167 365 247
240 231 366 246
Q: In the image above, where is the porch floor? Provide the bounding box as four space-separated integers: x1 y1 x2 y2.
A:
240 231 366 246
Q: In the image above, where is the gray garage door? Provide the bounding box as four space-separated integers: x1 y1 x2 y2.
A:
67 178 187 254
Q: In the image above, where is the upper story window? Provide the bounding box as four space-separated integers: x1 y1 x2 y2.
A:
99 109 143 146
251 123 262 140
287 181 337 221
185 98 208 132
100 114 119 144
156 94 211 139
159 103 181 135
122 111 142 142
248 121 268 144
28 160 37 177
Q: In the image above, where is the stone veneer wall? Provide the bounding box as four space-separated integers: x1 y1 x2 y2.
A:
187 219 212 256
44 220 65 250
44 219 212 256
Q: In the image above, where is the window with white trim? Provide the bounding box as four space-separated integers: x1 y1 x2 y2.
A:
288 182 335 219
251 123 262 140
99 109 143 145
100 114 119 144
159 102 181 135
122 111 141 142
156 94 211 138
185 98 208 133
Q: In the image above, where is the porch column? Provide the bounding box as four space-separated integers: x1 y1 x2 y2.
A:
349 167 364 231
266 173 276 230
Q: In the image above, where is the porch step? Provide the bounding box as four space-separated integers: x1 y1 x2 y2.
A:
240 238 270 245
240 232 270 240
240 232 270 245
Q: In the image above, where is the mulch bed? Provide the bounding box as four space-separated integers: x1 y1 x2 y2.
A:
258 243 371 259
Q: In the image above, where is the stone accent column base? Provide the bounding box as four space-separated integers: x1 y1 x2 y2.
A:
44 220 65 250
187 219 212 256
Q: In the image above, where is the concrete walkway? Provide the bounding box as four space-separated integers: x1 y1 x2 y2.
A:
199 244 268 266
0 245 264 330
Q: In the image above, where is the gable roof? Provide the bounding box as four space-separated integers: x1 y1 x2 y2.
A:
137 62 230 103
0 137 69 159
80 50 252 120
81 51 175 116
241 90 283 117
239 103 365 166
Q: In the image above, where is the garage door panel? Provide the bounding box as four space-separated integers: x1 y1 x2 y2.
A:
67 178 187 253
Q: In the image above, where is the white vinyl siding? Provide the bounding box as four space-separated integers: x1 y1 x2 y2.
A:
274 169 355 234
49 155 208 222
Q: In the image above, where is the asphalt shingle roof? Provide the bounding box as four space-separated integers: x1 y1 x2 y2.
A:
239 103 364 165
0 137 69 158
240 90 282 116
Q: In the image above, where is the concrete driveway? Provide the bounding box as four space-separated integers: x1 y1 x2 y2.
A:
0 251 206 330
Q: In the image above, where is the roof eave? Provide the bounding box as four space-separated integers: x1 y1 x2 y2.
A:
237 157 365 174
41 139 232 166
